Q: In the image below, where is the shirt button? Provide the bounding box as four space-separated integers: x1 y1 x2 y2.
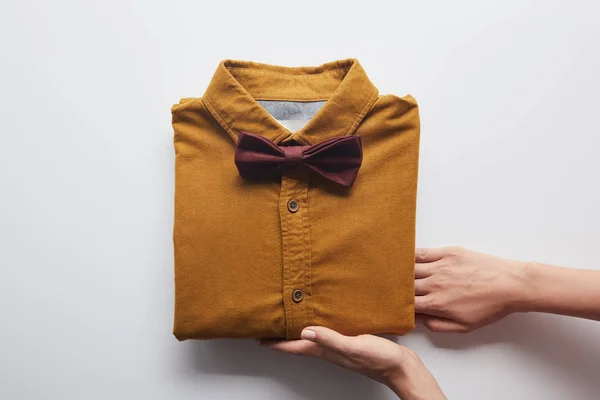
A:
292 289 304 302
287 199 299 213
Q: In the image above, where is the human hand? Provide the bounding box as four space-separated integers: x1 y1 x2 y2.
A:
415 246 527 332
260 326 446 400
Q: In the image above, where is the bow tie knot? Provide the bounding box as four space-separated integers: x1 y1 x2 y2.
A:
282 145 304 166
234 131 363 187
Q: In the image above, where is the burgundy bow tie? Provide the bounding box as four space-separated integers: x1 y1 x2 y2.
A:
234 131 363 187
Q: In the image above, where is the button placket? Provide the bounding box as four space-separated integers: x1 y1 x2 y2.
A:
279 167 312 339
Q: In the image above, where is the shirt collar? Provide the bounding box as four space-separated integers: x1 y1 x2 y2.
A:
203 58 379 145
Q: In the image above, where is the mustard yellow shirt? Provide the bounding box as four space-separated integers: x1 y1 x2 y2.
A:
171 59 420 340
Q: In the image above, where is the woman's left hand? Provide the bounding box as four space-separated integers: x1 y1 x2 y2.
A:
260 326 446 400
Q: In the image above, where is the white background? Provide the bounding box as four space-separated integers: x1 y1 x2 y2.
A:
1 1 599 399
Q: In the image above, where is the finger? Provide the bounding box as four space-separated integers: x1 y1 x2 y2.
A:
414 295 444 317
259 339 321 357
415 314 471 333
415 262 438 279
414 277 430 295
415 247 448 263
300 326 354 355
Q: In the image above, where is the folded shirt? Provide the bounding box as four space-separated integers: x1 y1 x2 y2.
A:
171 58 420 340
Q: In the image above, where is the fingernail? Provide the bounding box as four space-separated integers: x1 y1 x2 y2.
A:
301 329 316 341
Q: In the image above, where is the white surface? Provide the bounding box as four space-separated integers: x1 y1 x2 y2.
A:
1 1 599 399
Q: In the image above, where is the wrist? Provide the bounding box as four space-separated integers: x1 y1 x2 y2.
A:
389 379 447 400
506 260 538 313
388 376 424 400
386 356 447 400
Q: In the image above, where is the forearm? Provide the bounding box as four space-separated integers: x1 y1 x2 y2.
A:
513 262 600 320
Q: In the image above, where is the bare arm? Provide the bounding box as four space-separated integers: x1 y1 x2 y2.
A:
518 262 600 320
415 247 600 332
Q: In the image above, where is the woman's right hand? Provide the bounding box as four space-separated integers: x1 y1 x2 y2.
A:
415 246 600 330
414 247 528 332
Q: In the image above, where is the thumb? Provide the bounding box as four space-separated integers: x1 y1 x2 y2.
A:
301 326 354 354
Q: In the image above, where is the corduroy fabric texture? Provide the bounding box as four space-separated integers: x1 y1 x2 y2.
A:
171 59 420 340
